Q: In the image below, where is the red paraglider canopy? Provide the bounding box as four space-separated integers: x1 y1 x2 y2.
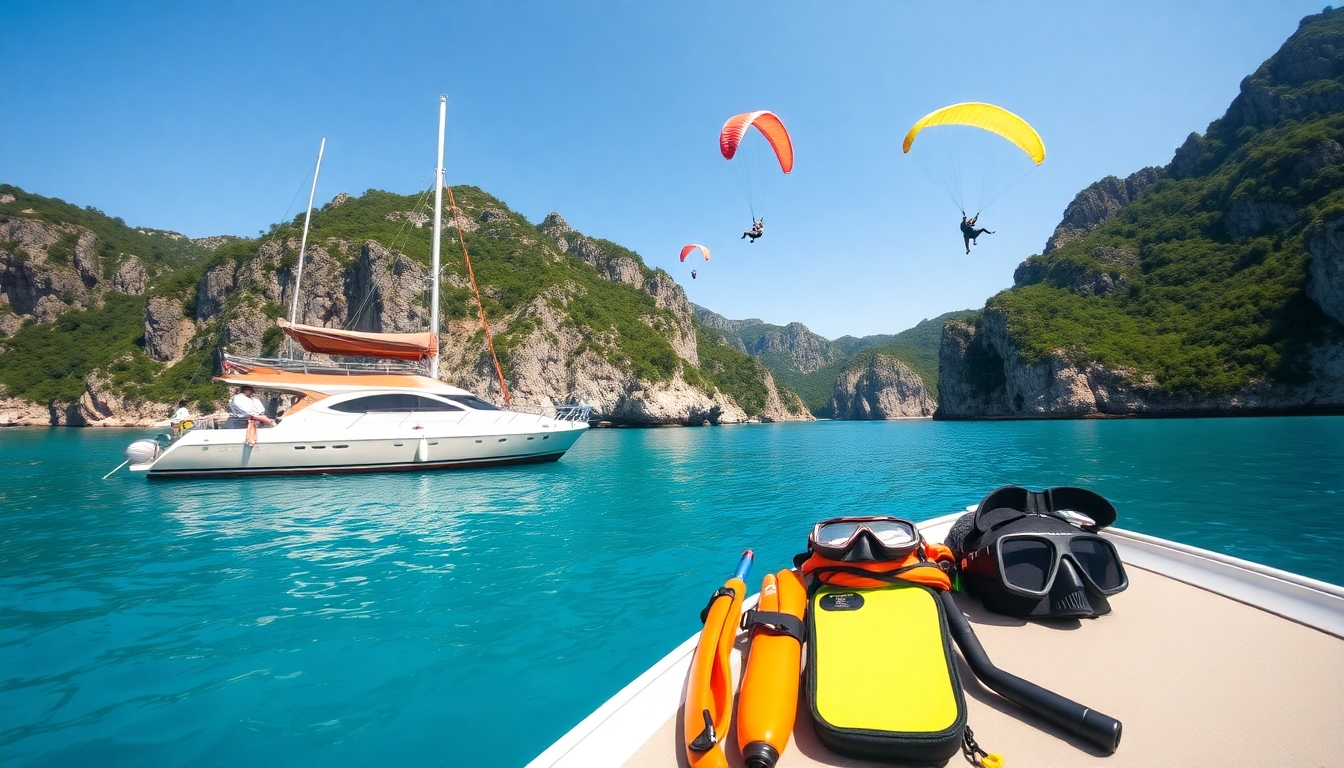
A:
680 244 711 262
719 111 794 174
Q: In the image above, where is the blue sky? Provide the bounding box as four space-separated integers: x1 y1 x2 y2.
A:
0 1 1325 337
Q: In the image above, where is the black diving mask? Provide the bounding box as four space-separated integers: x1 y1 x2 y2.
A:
946 486 1129 619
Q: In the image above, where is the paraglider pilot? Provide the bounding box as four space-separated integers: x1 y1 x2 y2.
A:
960 213 994 254
691 269 698 280
741 218 764 243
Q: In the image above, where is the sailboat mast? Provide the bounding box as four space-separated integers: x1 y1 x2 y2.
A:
430 95 446 379
288 136 326 338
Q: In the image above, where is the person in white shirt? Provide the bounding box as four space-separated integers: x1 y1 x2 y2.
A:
170 399 191 432
229 386 274 426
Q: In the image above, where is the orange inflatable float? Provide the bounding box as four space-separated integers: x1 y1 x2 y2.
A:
683 551 753 768
736 569 807 768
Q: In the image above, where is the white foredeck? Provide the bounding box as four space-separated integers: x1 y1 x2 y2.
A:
530 513 1344 768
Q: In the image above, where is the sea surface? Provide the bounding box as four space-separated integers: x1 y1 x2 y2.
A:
2 417 1342 767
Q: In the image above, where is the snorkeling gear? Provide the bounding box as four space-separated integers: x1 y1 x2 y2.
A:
682 550 752 768
939 590 1122 753
798 516 955 591
947 486 1129 619
809 516 921 561
736 569 807 768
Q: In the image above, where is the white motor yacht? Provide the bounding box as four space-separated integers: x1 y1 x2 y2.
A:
127 356 588 478
125 97 589 478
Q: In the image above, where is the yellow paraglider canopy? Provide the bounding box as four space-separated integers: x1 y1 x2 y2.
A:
903 103 1045 165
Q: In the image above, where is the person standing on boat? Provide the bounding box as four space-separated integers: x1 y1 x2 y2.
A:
229 386 273 426
170 399 192 433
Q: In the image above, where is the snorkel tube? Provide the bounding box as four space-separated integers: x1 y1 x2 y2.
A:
937 591 1122 753
683 550 754 768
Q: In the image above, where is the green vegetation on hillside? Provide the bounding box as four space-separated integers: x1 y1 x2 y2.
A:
999 104 1344 396
0 184 216 273
694 324 771 417
294 186 690 383
0 187 235 409
846 311 977 395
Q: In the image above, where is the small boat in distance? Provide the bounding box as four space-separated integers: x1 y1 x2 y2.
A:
125 97 589 478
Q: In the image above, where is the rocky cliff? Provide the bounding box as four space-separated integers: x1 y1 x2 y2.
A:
829 352 936 419
0 185 810 426
937 8 1344 420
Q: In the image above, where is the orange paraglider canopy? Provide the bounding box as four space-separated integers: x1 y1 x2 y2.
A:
720 111 794 174
680 244 711 262
278 319 437 361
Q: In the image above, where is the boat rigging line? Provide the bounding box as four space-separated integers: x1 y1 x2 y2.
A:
287 137 326 356
446 179 512 406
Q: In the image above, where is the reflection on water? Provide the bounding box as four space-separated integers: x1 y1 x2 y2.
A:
1 417 1341 766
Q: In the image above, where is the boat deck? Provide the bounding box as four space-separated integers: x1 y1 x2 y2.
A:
533 515 1344 768
623 566 1344 767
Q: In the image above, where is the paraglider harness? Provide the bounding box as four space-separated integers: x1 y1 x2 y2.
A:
744 218 764 243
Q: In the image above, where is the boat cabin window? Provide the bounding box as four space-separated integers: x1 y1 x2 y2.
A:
445 395 501 411
328 394 463 413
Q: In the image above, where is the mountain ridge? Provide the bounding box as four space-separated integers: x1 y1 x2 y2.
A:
0 184 812 426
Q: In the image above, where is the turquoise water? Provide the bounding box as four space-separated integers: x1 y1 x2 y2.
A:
2 417 1342 766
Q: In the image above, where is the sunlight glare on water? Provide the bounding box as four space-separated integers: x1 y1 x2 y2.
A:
1 417 1341 766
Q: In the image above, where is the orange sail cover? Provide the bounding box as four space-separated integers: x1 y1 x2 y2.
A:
278 320 438 361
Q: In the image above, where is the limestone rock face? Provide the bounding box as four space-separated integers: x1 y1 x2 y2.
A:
73 231 100 288
111 256 147 295
0 312 21 337
1308 216 1344 324
434 287 742 425
605 257 643 289
324 192 352 209
0 390 51 426
1168 132 1208 179
1013 245 1131 296
143 296 196 362
0 217 93 318
691 304 764 335
749 323 842 373
1043 167 1165 253
643 272 697 364
830 353 936 419
936 311 1344 419
72 369 166 427
32 295 71 323
349 240 427 333
196 261 237 322
1226 196 1297 238
223 303 270 356
288 245 347 328
192 235 237 251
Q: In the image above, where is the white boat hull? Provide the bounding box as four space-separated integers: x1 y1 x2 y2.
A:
132 415 587 478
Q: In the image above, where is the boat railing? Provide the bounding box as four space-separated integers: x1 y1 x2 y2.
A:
223 353 428 376
506 402 593 422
